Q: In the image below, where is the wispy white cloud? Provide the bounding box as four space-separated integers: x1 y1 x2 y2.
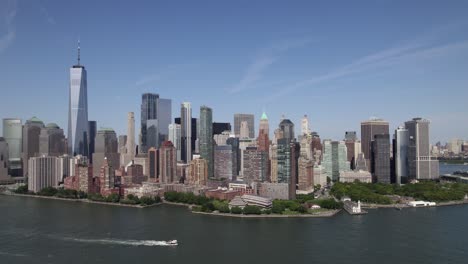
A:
228 38 316 94
263 25 468 103
40 6 55 25
0 0 17 54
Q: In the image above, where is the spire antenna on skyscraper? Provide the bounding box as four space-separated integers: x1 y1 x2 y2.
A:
77 39 81 66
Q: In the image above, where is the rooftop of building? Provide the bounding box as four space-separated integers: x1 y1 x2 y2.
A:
261 112 268 120
46 123 60 129
98 127 115 132
28 116 43 123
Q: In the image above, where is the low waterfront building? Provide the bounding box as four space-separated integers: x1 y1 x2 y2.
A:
205 188 241 201
228 195 272 209
257 182 290 200
124 181 163 198
28 155 61 192
343 199 366 215
339 170 372 183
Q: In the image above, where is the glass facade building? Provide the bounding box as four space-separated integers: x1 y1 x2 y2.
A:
199 106 214 178
68 50 89 157
2 118 22 176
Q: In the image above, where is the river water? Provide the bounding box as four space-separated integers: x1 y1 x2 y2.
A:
1 164 467 264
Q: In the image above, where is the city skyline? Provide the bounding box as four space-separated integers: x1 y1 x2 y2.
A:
1 1 468 142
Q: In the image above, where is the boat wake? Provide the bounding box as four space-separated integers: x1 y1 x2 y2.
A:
60 237 177 247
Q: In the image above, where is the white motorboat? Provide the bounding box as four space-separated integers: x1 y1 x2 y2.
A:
166 240 178 246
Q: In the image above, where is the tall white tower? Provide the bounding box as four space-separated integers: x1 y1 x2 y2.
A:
68 41 89 157
301 115 310 135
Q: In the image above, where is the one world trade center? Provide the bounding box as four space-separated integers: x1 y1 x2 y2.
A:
68 41 89 157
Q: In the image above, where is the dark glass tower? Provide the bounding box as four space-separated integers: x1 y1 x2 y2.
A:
140 93 159 153
88 121 96 163
199 106 214 178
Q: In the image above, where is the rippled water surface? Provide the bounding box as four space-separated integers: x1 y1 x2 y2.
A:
1 194 468 264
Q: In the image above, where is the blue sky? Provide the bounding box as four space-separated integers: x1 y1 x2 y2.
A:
1 0 467 143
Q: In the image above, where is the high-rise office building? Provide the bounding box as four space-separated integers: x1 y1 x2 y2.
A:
158 98 172 144
168 123 181 161
371 134 391 183
243 147 268 184
298 135 314 191
159 141 177 183
234 114 255 138
277 138 297 199
92 128 119 178
88 121 96 162
361 118 389 169
393 126 409 184
28 155 61 192
99 157 115 192
214 145 234 180
322 140 350 181
148 147 159 180
39 123 67 157
227 137 240 178
140 93 159 153
118 135 127 154
68 42 89 157
178 104 196 163
199 106 214 178
404 118 439 180
22 117 45 176
213 122 231 135
0 138 9 180
279 118 295 143
2 118 22 176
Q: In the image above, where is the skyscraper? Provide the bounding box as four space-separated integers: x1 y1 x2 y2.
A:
140 93 159 153
159 141 177 183
39 123 67 157
243 147 268 184
301 115 311 135
276 139 297 200
187 158 208 186
240 121 250 138
361 118 389 169
234 114 255 138
92 128 119 178
22 117 44 176
88 121 96 163
68 42 89 157
393 126 409 184
371 134 391 183
179 103 193 163
2 118 22 176
148 147 159 180
227 137 240 179
158 98 172 144
214 145 234 180
322 140 350 181
404 118 439 180
121 112 136 166
257 112 270 152
0 138 9 181
168 123 181 161
279 118 295 143
199 106 214 178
